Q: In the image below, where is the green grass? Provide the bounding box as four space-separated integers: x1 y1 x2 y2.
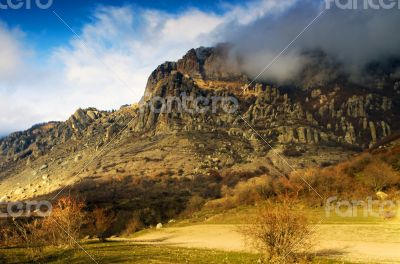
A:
1 242 257 264
305 207 391 225
0 242 354 264
171 206 261 226
172 205 393 226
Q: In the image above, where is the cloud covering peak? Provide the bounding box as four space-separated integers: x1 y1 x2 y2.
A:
223 0 400 83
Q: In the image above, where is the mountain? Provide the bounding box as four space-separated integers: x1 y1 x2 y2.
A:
1 44 400 202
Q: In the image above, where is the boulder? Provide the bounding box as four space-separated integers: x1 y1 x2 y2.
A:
74 154 83 162
14 188 24 195
0 195 9 202
376 191 388 201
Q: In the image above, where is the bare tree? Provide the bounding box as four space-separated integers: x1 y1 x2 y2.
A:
43 196 86 247
242 202 314 263
359 161 400 192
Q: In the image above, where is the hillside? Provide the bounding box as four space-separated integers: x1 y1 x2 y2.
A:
1 44 400 206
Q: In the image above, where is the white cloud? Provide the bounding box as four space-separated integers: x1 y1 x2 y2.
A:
221 0 298 25
0 23 28 84
161 10 223 41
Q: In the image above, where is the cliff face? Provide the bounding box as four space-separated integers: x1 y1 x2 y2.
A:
177 45 245 81
1 45 400 201
143 44 246 101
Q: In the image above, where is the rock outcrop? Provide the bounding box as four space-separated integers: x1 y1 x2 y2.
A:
136 46 400 151
0 108 108 163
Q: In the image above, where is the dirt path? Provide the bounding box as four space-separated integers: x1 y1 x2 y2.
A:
127 224 400 264
129 225 249 251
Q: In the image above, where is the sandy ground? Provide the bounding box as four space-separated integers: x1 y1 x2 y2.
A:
126 223 400 264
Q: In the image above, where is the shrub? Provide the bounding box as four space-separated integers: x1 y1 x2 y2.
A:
205 176 273 209
204 197 236 210
0 220 22 247
123 215 143 235
42 196 87 247
344 152 372 177
232 177 273 205
11 219 46 260
358 161 400 192
282 145 305 157
90 208 116 241
242 203 313 263
287 164 371 201
0 218 49 260
221 169 265 187
0 197 87 260
182 195 205 217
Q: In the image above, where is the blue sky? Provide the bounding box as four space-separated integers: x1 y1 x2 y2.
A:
0 0 241 50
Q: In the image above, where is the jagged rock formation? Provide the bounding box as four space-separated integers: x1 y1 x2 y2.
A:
1 44 399 201
137 46 400 150
0 107 134 168
1 108 102 162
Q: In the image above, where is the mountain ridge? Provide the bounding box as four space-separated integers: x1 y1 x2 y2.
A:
1 44 400 201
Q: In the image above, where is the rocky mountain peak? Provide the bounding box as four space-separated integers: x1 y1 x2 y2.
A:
144 44 247 101
177 44 245 82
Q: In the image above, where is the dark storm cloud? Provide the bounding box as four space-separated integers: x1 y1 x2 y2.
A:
218 0 400 83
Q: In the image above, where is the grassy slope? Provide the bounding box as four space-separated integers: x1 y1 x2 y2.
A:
0 242 354 264
172 205 391 226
